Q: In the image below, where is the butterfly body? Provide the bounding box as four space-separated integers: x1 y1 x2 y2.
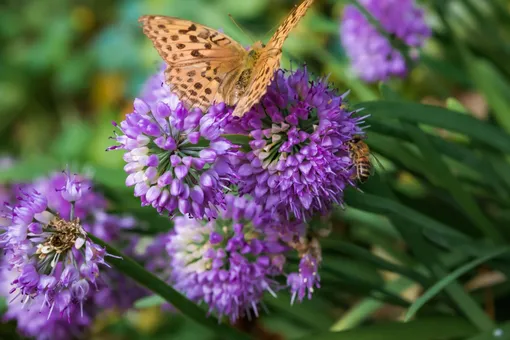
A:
139 0 313 117
224 42 264 104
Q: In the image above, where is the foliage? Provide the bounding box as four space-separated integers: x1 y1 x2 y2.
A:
2 0 510 339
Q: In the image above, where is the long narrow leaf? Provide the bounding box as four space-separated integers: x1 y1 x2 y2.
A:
330 276 415 332
322 239 430 286
345 190 471 242
357 101 510 153
466 321 510 340
403 123 503 241
90 236 251 340
303 317 477 340
405 247 510 321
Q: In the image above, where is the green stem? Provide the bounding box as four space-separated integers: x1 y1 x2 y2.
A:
90 235 251 340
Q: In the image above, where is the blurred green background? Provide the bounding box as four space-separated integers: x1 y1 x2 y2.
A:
3 0 510 339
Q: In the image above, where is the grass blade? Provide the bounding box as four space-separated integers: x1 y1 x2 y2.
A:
403 123 503 241
345 190 471 242
405 247 510 321
330 276 415 332
302 316 477 340
356 101 510 153
90 235 251 340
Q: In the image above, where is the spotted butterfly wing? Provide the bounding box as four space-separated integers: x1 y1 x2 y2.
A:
138 16 248 111
231 0 315 117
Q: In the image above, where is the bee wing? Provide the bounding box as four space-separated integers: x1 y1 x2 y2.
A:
370 152 385 173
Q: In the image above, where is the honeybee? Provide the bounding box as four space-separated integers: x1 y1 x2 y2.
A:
347 135 376 183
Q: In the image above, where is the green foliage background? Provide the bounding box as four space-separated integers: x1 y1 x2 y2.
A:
2 0 510 339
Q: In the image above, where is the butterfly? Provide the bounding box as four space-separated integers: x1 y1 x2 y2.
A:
139 0 314 117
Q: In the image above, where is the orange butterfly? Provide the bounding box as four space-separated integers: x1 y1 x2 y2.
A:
139 0 314 117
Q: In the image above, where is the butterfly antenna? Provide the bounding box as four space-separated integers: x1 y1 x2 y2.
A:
228 14 256 44
261 2 300 41
261 21 281 42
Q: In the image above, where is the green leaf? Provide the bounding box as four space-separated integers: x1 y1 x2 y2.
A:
329 276 415 332
345 190 471 242
405 247 510 321
445 97 468 113
378 83 400 101
0 156 60 182
466 57 510 134
322 256 384 287
421 54 471 86
223 134 251 151
264 292 333 331
134 295 166 309
217 0 269 19
392 215 496 332
403 123 502 241
322 239 430 286
93 166 131 190
357 101 510 153
89 236 250 340
466 321 510 340
302 317 477 340
50 120 92 161
368 118 510 201
360 176 496 331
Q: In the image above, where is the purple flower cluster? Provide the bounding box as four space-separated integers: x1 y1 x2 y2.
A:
0 171 144 339
165 193 328 321
0 266 91 340
0 171 111 318
103 63 368 322
109 94 239 219
167 194 293 322
234 68 364 221
340 0 431 82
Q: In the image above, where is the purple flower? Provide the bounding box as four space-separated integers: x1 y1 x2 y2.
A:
0 171 115 319
166 194 295 322
0 266 91 340
141 232 173 277
88 210 137 242
0 170 147 338
33 170 105 221
340 0 431 82
109 74 239 219
233 67 365 221
287 250 321 304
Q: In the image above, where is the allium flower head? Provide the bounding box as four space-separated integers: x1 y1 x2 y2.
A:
0 266 92 340
340 0 431 82
0 170 115 319
233 67 364 221
167 194 293 322
109 79 239 219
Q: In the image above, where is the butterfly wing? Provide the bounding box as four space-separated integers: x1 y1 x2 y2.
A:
231 0 314 117
139 15 247 111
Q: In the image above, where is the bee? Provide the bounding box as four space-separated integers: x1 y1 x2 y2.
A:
347 135 378 183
